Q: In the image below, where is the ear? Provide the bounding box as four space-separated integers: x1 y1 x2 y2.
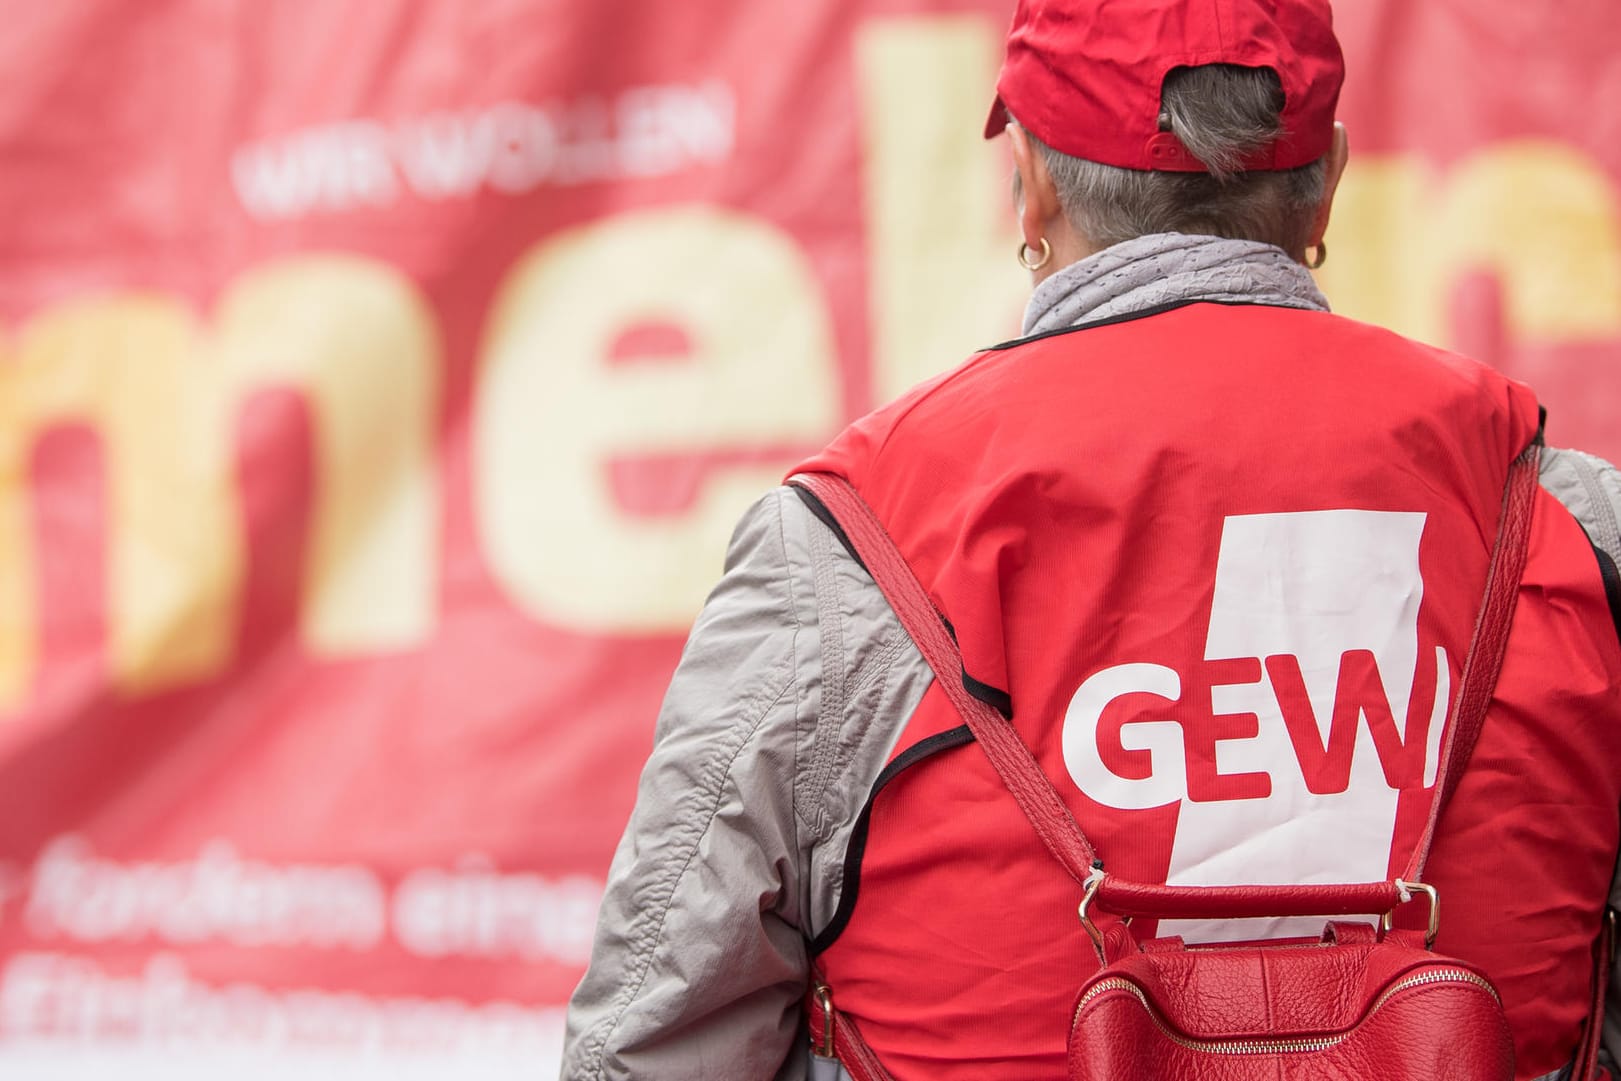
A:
1307 122 1350 249
1009 123 1063 256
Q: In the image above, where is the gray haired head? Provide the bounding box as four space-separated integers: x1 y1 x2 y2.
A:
1015 64 1328 259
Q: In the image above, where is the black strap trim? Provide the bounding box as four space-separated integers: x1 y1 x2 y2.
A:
1556 475 1621 652
963 670 1013 719
984 297 1314 353
1593 544 1621 651
794 485 1013 718
809 725 974 955
791 485 866 574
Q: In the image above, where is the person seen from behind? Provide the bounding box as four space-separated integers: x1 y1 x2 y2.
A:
562 1 1621 1077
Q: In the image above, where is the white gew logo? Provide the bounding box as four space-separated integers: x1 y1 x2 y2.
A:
1061 511 1450 941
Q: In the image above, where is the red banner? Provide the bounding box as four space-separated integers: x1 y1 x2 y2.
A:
1 1 1617 1075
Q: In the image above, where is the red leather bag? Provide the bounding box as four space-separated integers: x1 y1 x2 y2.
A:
1067 883 1511 1079
1061 444 1533 1081
793 443 1603 1081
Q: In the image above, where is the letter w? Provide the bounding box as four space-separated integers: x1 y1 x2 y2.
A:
1266 649 1447 794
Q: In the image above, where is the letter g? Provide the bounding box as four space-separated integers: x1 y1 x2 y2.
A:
1062 663 1187 810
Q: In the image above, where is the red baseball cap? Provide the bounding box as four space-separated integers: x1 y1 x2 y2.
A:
985 0 1344 172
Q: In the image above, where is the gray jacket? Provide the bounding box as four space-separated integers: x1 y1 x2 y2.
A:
562 237 1621 1081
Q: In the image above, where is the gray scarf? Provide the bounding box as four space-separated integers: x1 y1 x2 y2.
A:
1022 232 1329 337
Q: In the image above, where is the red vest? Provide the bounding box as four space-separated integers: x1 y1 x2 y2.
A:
795 302 1621 1080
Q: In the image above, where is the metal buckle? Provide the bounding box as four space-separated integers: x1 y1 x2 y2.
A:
814 984 835 1057
1078 875 1108 964
1379 881 1441 949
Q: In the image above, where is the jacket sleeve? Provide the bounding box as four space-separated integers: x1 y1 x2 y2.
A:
561 489 820 1081
1541 448 1621 1073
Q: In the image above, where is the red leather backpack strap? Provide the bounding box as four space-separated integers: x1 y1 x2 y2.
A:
1092 878 1404 921
807 974 897 1081
787 472 1099 885
1404 441 1542 882
1573 911 1615 1080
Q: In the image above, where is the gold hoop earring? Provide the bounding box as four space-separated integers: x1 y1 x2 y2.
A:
1018 237 1052 271
1305 241 1327 270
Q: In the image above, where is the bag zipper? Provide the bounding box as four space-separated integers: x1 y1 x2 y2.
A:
1072 968 1499 1055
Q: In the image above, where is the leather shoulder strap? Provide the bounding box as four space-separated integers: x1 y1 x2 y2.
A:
788 472 1099 885
1404 441 1541 880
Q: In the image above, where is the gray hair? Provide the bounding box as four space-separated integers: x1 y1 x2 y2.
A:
1017 65 1327 256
